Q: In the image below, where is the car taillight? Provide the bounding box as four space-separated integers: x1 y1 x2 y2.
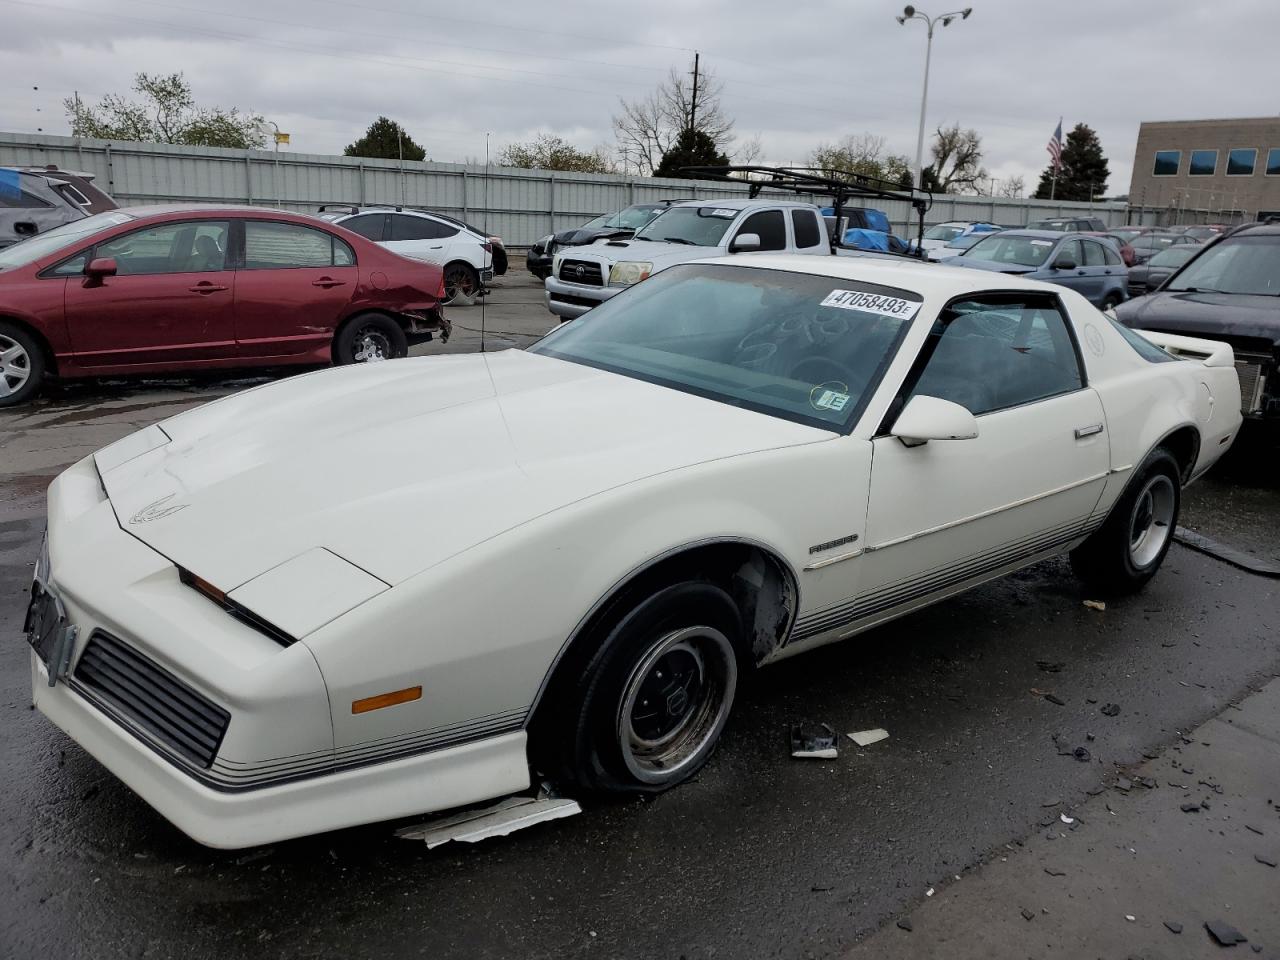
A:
481 241 493 253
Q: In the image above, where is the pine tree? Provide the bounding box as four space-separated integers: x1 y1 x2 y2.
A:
1034 123 1109 201
344 117 426 162
653 129 729 179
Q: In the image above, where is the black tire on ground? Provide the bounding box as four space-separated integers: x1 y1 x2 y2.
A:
0 321 46 408
1070 448 1181 595
540 581 743 796
442 262 480 306
333 313 408 365
1100 293 1122 311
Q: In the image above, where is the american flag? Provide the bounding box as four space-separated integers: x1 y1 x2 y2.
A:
1047 119 1064 170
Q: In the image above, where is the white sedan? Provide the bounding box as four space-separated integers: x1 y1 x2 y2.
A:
27 256 1241 848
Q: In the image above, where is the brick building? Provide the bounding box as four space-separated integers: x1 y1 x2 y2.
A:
1127 117 1280 224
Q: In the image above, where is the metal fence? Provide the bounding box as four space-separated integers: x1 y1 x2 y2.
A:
1 132 1132 247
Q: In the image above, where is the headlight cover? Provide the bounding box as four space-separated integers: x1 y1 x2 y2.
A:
608 261 653 286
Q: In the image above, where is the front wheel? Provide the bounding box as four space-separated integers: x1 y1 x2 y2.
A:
1070 449 1181 594
543 582 742 795
333 313 408 365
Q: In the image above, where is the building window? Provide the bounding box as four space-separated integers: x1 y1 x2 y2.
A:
1227 148 1257 176
1188 150 1217 176
1266 148 1280 177
1152 150 1180 176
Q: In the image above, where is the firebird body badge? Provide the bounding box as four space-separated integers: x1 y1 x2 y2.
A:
129 494 188 524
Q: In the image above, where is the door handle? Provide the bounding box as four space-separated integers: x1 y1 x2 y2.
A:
312 277 347 288
188 282 228 294
1074 423 1104 439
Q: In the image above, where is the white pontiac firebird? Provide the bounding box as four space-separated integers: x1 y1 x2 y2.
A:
26 256 1241 849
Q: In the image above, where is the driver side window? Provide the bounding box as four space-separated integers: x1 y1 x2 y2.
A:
94 221 230 275
734 210 787 251
906 295 1084 416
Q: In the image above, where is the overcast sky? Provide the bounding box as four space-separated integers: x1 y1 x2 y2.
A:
4 0 1277 195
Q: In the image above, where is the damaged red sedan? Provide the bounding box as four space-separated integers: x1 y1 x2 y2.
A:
0 205 450 407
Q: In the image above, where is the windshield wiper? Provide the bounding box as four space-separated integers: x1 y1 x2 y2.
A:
658 236 697 245
1169 286 1224 294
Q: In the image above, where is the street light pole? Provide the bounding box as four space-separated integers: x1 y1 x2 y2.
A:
896 5 973 190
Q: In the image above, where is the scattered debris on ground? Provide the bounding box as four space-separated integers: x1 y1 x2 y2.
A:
1164 920 1183 934
791 723 838 759
895 918 913 932
847 728 889 748
1101 702 1121 717
1205 919 1248 946
1083 599 1106 611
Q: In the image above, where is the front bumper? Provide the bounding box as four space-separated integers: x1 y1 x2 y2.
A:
29 455 531 848
544 276 623 319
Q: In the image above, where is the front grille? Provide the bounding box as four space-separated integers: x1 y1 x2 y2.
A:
75 631 230 768
558 259 604 286
1235 354 1268 414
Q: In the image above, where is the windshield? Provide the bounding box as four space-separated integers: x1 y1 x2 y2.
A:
530 263 920 431
601 204 669 231
947 234 986 251
1028 220 1069 231
925 224 963 241
634 207 737 246
0 211 135 269
1165 235 1280 295
962 234 1055 267
1148 246 1196 268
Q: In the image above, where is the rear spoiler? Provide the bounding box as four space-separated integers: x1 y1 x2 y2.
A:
1134 329 1235 367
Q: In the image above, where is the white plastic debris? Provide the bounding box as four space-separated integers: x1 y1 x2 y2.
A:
926 887 935 897
1083 599 1107 611
847 728 890 747
1059 813 1075 824
395 794 581 848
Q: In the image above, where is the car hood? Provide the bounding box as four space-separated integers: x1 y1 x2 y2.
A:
554 226 634 246
1116 290 1280 344
578 238 717 269
948 259 1039 275
95 351 828 590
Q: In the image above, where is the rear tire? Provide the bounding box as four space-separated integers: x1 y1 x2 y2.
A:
333 313 407 365
442 262 479 306
0 321 46 408
541 582 743 796
1070 449 1180 595
1100 293 1122 311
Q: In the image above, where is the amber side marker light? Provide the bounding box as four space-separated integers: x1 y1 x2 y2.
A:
352 686 422 714
180 569 227 604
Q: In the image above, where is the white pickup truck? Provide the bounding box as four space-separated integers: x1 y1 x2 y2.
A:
545 198 867 320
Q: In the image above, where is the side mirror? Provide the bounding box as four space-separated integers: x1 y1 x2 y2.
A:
729 232 761 253
85 257 118 279
1051 253 1077 271
890 395 979 447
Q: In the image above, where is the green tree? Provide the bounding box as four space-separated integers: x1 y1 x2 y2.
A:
497 134 613 173
344 117 426 162
1034 123 1110 201
653 128 729 178
66 73 265 148
808 133 912 187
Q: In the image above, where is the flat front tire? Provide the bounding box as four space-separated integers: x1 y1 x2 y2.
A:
1070 449 1181 594
545 582 742 795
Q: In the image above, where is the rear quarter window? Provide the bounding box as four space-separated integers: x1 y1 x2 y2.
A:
1109 318 1179 363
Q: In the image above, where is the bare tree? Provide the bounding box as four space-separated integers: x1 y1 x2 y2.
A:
807 133 910 186
733 133 763 165
998 175 1025 199
613 62 735 174
922 123 987 194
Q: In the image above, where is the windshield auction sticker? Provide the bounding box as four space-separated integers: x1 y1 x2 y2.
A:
820 289 921 320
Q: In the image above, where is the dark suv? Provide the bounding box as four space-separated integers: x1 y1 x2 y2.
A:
526 199 696 279
1115 221 1280 420
1 166 117 249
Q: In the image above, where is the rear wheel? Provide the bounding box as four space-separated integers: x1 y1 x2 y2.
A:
443 262 479 306
333 313 407 365
1100 293 1122 311
542 581 742 795
1070 449 1180 594
0 322 45 408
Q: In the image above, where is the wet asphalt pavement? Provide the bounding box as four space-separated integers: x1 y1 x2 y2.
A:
2 272 1278 959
